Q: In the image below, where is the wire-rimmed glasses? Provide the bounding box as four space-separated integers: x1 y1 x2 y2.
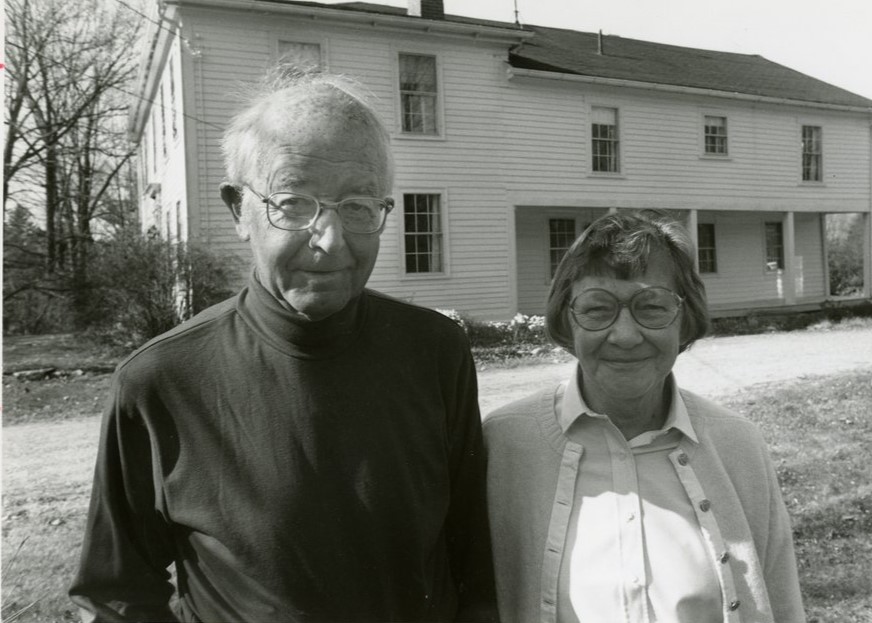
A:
569 286 684 331
244 185 393 234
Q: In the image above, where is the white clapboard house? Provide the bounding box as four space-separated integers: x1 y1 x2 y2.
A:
130 0 872 319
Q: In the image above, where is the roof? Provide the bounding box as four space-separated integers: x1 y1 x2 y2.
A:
234 2 872 109
509 26 872 109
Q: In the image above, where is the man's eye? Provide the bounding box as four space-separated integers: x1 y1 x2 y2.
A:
276 197 305 210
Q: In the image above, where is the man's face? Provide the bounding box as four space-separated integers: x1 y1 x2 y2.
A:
236 106 390 321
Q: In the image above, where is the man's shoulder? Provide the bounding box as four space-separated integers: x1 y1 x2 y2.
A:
365 289 466 337
116 294 240 375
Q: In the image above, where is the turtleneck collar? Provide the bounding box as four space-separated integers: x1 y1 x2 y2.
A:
236 270 367 359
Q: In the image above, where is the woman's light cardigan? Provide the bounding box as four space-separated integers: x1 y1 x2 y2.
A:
483 384 805 623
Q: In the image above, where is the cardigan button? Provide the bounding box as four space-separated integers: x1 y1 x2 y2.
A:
677 453 689 466
720 551 731 564
699 499 711 512
729 600 741 611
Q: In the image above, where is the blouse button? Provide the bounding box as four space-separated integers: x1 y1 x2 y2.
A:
729 600 741 611
720 551 731 564
699 499 711 512
677 453 689 466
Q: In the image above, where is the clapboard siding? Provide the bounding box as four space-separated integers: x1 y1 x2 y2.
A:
139 37 190 244
181 7 523 317
132 4 872 320
700 211 826 308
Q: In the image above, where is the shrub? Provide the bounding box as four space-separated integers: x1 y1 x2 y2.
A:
86 232 238 346
435 309 548 349
826 214 865 296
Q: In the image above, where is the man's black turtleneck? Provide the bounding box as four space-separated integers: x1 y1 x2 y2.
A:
70 274 497 622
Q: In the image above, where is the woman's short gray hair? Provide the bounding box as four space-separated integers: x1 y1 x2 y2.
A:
220 64 394 190
545 209 710 354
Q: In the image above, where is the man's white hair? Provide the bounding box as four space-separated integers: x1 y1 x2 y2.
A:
221 64 394 189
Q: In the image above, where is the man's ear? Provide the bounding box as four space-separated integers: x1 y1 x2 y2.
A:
220 182 251 241
221 182 244 221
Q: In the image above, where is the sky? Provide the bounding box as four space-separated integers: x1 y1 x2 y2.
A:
327 0 872 101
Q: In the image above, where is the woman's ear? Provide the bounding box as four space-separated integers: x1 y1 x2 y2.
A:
220 182 243 223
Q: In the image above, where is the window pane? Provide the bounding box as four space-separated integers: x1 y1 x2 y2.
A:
704 116 727 155
801 125 822 181
591 107 619 173
765 222 784 270
404 194 443 273
400 54 438 134
697 223 717 273
548 218 575 277
278 41 322 72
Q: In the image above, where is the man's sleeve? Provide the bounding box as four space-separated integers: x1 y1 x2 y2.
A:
443 332 500 622
69 372 179 623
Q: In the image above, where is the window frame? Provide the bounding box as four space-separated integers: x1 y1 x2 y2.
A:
590 105 621 175
764 221 785 272
702 114 729 157
801 124 823 183
399 191 449 278
696 222 718 274
395 51 444 139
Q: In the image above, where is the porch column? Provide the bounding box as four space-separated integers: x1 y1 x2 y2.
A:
687 209 699 272
864 211 872 298
783 211 796 304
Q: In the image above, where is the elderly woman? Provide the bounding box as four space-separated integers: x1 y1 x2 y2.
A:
484 210 804 623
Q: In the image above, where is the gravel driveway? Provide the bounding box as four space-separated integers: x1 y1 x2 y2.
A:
4 327 871 498
477 327 872 415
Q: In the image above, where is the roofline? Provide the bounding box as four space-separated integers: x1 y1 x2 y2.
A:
508 67 872 115
128 3 179 140
166 0 533 43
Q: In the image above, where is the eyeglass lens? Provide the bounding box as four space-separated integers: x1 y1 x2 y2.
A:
267 193 386 233
571 287 680 330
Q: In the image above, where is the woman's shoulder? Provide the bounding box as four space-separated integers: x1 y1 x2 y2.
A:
484 387 555 424
483 385 568 457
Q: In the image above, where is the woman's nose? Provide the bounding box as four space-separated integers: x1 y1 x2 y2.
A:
606 307 644 345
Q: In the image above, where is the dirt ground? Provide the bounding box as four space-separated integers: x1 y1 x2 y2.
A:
5 326 871 493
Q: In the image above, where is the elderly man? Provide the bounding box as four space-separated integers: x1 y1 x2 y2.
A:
69 70 496 622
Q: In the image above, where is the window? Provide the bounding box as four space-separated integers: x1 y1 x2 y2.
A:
591 107 619 172
169 56 178 140
403 194 443 273
399 54 438 135
704 116 728 155
278 41 322 72
150 109 158 174
765 222 784 271
549 219 575 278
697 223 717 273
802 125 822 181
159 83 167 158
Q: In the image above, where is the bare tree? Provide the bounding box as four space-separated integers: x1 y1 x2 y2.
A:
4 0 141 328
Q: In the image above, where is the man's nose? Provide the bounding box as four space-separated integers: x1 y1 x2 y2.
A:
606 306 644 345
307 208 347 253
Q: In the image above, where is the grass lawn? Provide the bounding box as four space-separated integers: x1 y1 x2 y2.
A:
2 334 871 621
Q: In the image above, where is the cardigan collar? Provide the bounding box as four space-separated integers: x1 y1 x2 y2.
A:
236 270 367 359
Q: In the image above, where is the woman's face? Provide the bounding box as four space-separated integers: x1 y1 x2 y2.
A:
569 248 684 411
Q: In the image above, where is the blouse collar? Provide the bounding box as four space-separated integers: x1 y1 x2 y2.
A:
559 368 698 444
